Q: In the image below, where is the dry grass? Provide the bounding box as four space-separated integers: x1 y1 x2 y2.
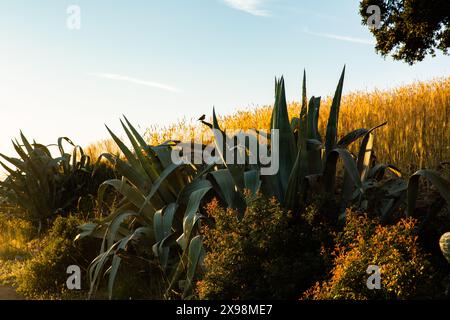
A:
85 77 450 174
0 207 35 261
0 206 35 288
84 138 121 162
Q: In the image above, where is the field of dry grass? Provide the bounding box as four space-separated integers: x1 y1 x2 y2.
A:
86 77 450 174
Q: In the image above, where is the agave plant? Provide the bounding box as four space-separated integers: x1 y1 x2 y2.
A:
80 117 217 294
0 133 94 231
203 67 392 219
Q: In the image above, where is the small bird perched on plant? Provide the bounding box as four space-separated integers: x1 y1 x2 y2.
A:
198 114 212 128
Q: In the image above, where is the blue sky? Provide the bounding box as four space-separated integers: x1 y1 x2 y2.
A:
0 0 449 157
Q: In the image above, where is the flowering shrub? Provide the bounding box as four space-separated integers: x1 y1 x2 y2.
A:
303 212 435 300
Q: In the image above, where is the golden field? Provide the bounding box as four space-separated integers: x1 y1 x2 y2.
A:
86 77 450 174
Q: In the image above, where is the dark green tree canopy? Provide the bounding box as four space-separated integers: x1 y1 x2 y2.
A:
360 0 450 64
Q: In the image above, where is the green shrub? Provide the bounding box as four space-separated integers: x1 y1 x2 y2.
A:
12 214 166 300
196 194 333 300
14 215 99 299
303 212 435 300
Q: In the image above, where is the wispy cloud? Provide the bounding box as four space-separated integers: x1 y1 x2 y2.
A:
304 30 375 45
88 73 180 93
222 0 270 17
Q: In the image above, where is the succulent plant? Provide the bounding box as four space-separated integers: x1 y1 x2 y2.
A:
439 232 450 264
0 133 94 231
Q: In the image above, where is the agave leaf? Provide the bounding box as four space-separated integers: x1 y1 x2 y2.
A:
285 130 309 210
107 211 142 249
208 170 235 206
168 185 211 294
32 143 52 158
298 70 308 148
307 97 323 174
285 140 310 211
71 145 86 169
153 232 179 261
12 139 29 163
290 117 300 133
80 154 91 169
105 125 145 176
369 164 402 180
306 139 322 150
182 235 205 298
154 210 164 243
153 143 193 196
337 128 369 148
101 202 138 227
58 137 77 174
98 179 155 217
107 250 122 300
285 81 310 210
357 122 387 181
120 120 160 184
407 170 450 217
98 153 149 192
307 96 322 141
0 154 26 171
244 169 261 196
380 178 408 196
270 78 297 198
177 185 212 250
285 152 304 210
210 108 246 192
123 116 171 173
138 162 182 215
177 178 213 208
323 148 362 195
339 170 355 218
122 115 159 165
107 226 152 299
325 66 345 155
20 132 35 155
153 203 177 269
15 137 52 192
57 137 76 156
75 223 108 241
357 132 374 181
0 159 22 176
149 145 174 169
154 203 177 243
88 242 118 299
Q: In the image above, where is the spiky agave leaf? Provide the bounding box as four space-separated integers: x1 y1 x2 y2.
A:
270 77 297 200
325 66 345 156
285 72 309 210
407 169 450 217
307 97 322 174
182 235 205 299
323 148 363 195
